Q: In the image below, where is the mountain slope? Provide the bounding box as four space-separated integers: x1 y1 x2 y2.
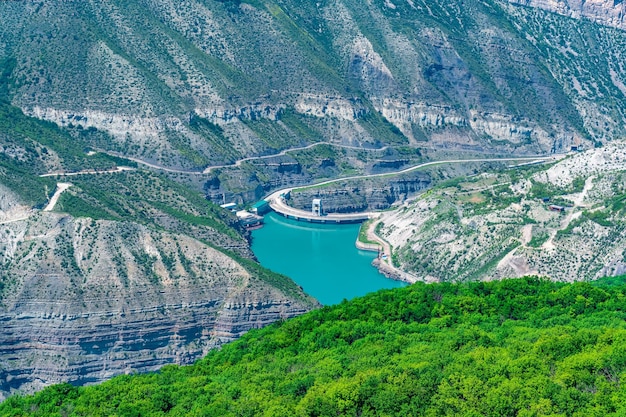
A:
376 142 626 282
2 0 626 402
0 210 315 399
1 0 626 181
0 102 318 399
1 277 625 416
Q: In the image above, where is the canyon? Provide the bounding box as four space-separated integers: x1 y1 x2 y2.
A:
1 0 626 400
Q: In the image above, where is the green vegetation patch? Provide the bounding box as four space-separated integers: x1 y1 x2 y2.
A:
357 220 378 245
189 114 241 163
528 229 551 248
4 277 626 416
240 117 303 151
56 170 242 240
279 109 325 144
593 274 626 287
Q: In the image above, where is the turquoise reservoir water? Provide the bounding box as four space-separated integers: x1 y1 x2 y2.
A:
251 212 406 305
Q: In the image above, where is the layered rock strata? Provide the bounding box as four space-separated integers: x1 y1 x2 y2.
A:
0 209 316 400
290 172 432 213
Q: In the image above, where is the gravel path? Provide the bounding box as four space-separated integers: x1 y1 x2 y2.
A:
43 183 72 212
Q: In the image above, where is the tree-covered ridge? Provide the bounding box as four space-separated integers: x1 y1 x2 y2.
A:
2 277 626 416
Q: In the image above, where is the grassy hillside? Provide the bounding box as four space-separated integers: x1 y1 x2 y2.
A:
3 276 626 416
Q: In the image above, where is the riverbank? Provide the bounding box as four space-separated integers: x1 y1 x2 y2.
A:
356 217 420 284
355 219 380 252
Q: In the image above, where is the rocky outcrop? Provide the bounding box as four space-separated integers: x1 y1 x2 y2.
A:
374 99 467 132
511 0 626 30
0 211 317 400
0 185 31 224
195 103 284 123
373 98 558 149
294 94 367 121
27 103 287 139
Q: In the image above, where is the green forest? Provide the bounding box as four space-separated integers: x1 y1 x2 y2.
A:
2 276 626 416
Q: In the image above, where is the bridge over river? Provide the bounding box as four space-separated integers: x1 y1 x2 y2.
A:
263 154 563 224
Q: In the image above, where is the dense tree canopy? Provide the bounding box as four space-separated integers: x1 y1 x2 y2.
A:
2 276 626 416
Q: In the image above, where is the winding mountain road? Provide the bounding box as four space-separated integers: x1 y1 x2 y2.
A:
35 147 564 227
101 142 389 175
542 175 595 250
292 155 563 190
0 214 32 225
95 146 564 187
40 166 135 177
202 142 389 174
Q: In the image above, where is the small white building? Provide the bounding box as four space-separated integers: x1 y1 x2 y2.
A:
312 199 322 216
236 210 264 229
220 202 237 211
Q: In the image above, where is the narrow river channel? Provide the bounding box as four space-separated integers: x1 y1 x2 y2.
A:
251 212 406 305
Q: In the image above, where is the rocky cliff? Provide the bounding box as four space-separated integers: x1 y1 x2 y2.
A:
0 101 320 400
511 0 626 30
289 172 432 213
0 206 317 400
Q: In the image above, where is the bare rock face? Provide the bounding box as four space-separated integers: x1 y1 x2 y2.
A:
290 172 432 213
511 0 626 30
0 185 31 224
0 211 317 400
374 99 558 149
293 94 367 122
